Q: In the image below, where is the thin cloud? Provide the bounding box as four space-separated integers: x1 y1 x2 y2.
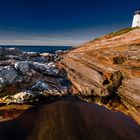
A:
0 37 84 46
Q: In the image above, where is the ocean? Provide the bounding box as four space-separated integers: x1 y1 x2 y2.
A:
0 46 72 53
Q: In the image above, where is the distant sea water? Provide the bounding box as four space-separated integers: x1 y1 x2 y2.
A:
0 46 72 53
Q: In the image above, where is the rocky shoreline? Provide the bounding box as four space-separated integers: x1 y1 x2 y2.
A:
0 28 140 125
0 47 71 122
0 47 70 104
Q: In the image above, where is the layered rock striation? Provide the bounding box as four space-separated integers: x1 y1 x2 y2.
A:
58 28 140 124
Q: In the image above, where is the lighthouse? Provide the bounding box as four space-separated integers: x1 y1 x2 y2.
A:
132 10 140 27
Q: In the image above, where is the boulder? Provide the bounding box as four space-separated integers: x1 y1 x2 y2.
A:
30 62 59 76
0 66 19 88
30 81 50 91
30 80 67 96
14 61 30 75
0 47 22 59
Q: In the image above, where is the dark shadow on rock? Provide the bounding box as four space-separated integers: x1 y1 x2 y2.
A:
0 96 140 140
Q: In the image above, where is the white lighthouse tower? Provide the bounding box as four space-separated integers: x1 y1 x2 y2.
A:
132 10 140 27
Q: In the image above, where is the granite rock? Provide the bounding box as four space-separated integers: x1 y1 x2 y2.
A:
58 28 140 123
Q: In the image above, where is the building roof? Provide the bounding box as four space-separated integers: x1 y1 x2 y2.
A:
134 10 140 15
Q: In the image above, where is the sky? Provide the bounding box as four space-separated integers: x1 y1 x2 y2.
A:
0 0 140 46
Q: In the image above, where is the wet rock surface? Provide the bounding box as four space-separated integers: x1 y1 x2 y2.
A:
0 97 140 140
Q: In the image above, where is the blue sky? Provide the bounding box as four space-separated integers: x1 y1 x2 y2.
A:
0 0 139 46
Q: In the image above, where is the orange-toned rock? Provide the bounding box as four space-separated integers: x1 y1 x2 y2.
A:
58 28 140 124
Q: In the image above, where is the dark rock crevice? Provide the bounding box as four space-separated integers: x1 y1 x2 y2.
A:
105 71 123 95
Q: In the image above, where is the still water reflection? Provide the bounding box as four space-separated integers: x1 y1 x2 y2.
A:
0 97 139 140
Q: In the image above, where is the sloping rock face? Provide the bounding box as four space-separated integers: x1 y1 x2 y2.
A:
58 28 140 123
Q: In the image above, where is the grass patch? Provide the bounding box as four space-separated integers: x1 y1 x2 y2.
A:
91 27 140 42
108 27 139 37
